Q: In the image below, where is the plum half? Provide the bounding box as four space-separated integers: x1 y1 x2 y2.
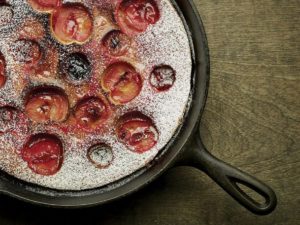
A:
73 96 111 130
115 0 160 36
116 112 158 153
50 4 93 45
101 62 143 105
21 133 63 176
102 30 131 57
25 87 69 123
28 0 62 13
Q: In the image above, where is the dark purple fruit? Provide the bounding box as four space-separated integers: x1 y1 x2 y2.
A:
61 52 91 83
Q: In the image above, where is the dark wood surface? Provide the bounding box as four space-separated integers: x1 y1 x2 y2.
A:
0 0 299 224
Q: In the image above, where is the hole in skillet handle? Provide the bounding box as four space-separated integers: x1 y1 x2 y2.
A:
178 130 277 215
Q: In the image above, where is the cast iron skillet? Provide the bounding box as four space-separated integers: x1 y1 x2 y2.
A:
0 0 277 215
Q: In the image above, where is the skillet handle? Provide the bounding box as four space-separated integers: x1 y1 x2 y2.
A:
187 132 277 215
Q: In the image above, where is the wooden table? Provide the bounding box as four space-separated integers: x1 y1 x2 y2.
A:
0 0 299 224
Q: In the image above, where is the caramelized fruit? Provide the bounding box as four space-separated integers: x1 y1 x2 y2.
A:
102 30 131 57
28 0 62 13
21 134 63 175
50 4 93 45
73 96 110 130
116 112 158 153
101 62 142 105
60 52 91 83
149 65 176 91
87 143 114 168
115 0 160 36
25 87 69 123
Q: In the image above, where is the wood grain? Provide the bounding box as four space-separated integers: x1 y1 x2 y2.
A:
0 0 299 224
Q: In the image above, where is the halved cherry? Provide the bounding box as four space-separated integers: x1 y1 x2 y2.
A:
25 87 69 123
115 0 160 36
21 134 63 176
102 30 131 57
50 4 93 45
87 143 114 168
101 62 142 105
149 65 176 91
60 52 91 83
27 0 62 13
0 53 6 88
73 96 111 129
11 39 42 65
116 112 158 153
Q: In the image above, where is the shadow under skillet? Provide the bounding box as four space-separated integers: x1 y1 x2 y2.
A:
0 167 217 225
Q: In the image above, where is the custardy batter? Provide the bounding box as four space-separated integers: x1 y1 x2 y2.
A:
0 0 192 190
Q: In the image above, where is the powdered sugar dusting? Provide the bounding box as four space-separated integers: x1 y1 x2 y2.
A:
0 0 192 190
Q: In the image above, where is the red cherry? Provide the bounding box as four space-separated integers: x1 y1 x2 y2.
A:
27 0 62 13
101 62 143 105
102 30 131 57
12 39 42 65
50 4 93 45
73 96 111 129
21 134 63 176
116 112 158 153
149 65 176 91
115 0 160 36
25 87 69 123
0 54 6 88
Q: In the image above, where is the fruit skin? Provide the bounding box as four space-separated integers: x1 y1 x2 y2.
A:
60 52 92 83
102 30 131 57
27 0 62 13
50 4 93 45
101 62 143 105
116 111 158 153
115 0 160 36
21 133 63 176
73 96 111 131
0 53 6 88
149 65 176 92
25 86 70 123
87 143 114 168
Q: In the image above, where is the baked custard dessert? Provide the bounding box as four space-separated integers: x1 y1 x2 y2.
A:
0 0 192 190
